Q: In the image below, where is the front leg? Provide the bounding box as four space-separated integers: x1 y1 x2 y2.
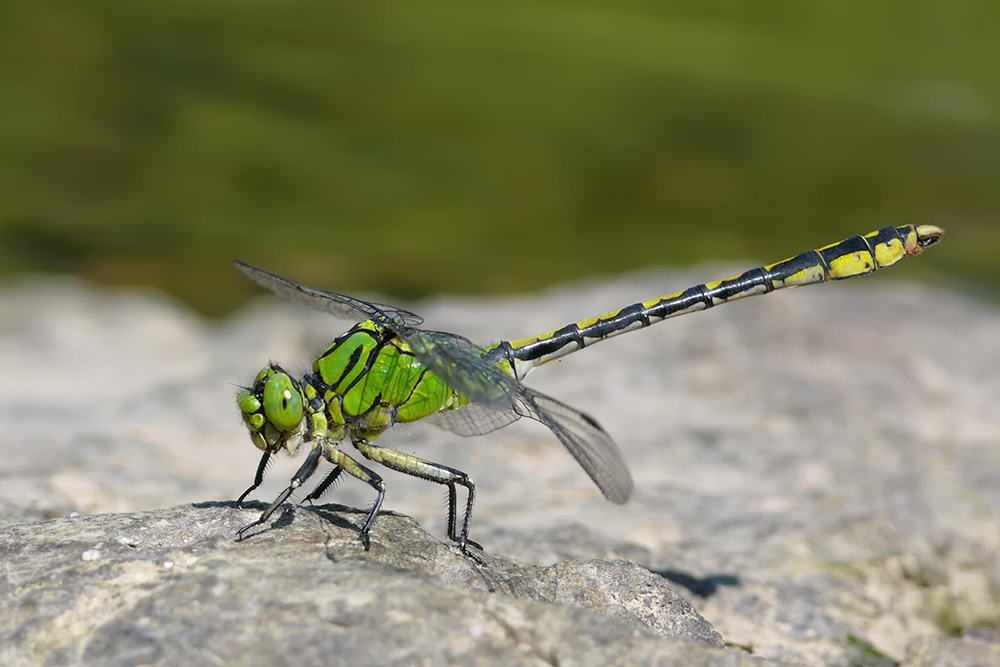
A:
235 404 387 550
236 402 333 540
234 443 385 550
236 451 271 507
236 445 322 540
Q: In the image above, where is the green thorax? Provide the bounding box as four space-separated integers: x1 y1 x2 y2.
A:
311 320 462 425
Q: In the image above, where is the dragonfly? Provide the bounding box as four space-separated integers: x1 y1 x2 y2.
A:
233 224 942 557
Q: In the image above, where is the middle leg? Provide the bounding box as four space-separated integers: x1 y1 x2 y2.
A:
351 437 478 555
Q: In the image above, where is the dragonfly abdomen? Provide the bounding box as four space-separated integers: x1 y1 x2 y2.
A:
508 225 942 373
506 304 652 374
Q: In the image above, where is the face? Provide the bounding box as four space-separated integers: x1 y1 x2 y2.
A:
236 365 305 452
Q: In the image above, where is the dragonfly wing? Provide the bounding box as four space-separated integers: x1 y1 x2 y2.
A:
403 330 518 408
234 260 424 328
514 387 633 505
405 329 632 503
427 403 522 436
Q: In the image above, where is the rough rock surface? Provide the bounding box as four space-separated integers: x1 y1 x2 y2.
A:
1 266 998 665
1 505 751 666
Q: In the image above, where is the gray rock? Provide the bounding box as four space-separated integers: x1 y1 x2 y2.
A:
903 630 1000 667
0 504 776 666
1 266 998 665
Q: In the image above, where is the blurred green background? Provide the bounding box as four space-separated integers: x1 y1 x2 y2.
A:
1 0 995 316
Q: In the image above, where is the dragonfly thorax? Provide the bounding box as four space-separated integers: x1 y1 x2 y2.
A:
311 321 460 427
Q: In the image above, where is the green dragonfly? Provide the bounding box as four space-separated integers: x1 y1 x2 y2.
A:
234 224 942 556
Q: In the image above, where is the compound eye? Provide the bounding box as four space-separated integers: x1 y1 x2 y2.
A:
263 373 303 431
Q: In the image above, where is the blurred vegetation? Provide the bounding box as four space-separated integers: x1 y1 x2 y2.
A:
0 0 996 316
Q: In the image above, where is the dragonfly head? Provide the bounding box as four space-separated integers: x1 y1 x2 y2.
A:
236 364 305 453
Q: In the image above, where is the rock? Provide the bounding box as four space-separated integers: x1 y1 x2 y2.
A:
0 504 779 666
1 268 998 665
903 630 1000 667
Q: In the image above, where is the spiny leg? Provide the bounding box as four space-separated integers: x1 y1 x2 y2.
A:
351 437 479 557
301 465 345 505
236 444 385 550
325 450 385 549
446 483 459 542
236 445 321 541
236 451 271 507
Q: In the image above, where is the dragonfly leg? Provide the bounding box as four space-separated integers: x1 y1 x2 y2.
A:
236 444 384 550
443 481 481 550
236 451 271 507
236 446 321 540
446 483 459 541
301 465 344 505
351 438 479 557
319 448 384 549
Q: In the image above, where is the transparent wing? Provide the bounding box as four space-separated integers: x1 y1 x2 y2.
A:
406 330 632 503
513 387 633 505
426 402 523 436
429 382 633 504
234 260 424 328
404 330 517 408
235 260 516 406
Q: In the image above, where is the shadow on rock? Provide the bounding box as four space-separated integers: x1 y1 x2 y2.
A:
654 569 742 598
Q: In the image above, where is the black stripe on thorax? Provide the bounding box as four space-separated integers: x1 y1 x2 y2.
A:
399 368 430 405
387 337 417 358
329 345 364 390
340 331 396 396
317 325 382 361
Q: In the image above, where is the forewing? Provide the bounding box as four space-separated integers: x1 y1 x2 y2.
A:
234 260 424 328
514 387 633 505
